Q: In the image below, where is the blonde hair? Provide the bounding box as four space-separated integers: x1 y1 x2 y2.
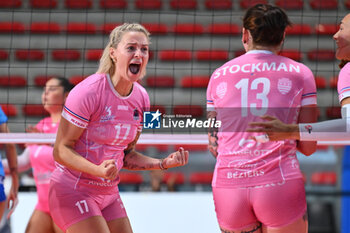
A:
96 23 150 76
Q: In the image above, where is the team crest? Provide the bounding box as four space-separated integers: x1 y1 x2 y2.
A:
216 82 227 99
277 78 292 95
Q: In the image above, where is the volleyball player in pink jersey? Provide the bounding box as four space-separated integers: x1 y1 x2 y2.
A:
249 13 350 143
207 4 318 233
49 23 189 233
2 77 72 233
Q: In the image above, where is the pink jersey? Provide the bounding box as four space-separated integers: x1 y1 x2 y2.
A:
51 73 150 194
29 117 58 212
338 62 350 102
207 50 317 188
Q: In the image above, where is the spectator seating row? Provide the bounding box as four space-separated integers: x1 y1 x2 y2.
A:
0 0 343 10
0 22 339 36
0 48 336 62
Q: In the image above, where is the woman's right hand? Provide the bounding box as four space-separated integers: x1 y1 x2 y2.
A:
97 159 118 180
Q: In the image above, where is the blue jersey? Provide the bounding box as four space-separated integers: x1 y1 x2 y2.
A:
0 106 7 125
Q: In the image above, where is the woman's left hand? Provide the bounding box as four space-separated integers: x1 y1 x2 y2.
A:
162 147 189 169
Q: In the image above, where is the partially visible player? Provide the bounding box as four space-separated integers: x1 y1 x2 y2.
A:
0 107 18 220
2 77 73 233
248 13 350 142
207 4 318 233
50 23 189 233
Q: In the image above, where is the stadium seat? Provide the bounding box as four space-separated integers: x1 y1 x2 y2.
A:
101 23 121 34
175 144 208 151
308 202 336 233
0 50 8 60
315 24 338 35
119 172 143 185
315 76 327 89
189 172 213 185
135 0 162 9
285 24 312 35
146 76 175 88
34 75 56 87
0 104 17 117
307 49 335 61
0 22 25 34
205 0 232 10
142 23 167 35
69 75 85 85
150 104 166 114
66 23 96 34
311 171 337 185
0 0 21 8
275 0 303 10
159 50 192 61
22 104 49 116
99 0 127 9
234 50 245 57
30 22 60 34
52 49 80 61
162 172 185 185
173 105 204 117
195 50 228 61
180 75 210 88
279 49 302 61
0 75 26 87
326 106 341 119
240 0 267 9
30 0 57 8
65 0 92 8
207 23 240 35
86 49 103 61
346 0 350 9
329 76 338 89
170 0 197 10
15 49 44 61
173 23 204 35
310 0 338 10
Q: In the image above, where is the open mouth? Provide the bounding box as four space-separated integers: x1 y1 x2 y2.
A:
129 64 141 74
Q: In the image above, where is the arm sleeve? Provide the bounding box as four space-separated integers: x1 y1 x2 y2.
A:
0 107 8 125
2 147 31 174
300 65 317 106
206 74 215 112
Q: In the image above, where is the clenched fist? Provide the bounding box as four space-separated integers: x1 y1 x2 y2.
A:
162 147 189 169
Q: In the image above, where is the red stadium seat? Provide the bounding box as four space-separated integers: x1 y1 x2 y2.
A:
170 0 197 9
315 24 339 35
162 172 185 185
315 76 327 89
150 104 166 114
69 75 85 85
142 23 167 35
86 49 103 61
311 172 337 185
15 49 44 61
101 23 122 34
346 0 350 9
234 50 245 57
34 75 57 87
0 0 21 8
30 22 60 34
275 0 303 10
66 23 96 34
279 49 302 61
119 172 143 185
52 49 80 61
0 75 26 87
310 0 338 10
240 0 267 9
207 23 240 35
146 76 175 88
205 0 232 9
175 144 208 151
181 75 210 88
0 50 8 60
173 23 203 35
159 50 192 61
329 76 338 89
99 0 127 9
285 24 312 35
326 106 341 119
173 105 204 117
189 172 213 185
195 50 228 61
0 22 25 33
22 104 49 116
307 49 335 61
65 0 92 8
0 104 17 117
135 0 162 9
30 0 57 8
